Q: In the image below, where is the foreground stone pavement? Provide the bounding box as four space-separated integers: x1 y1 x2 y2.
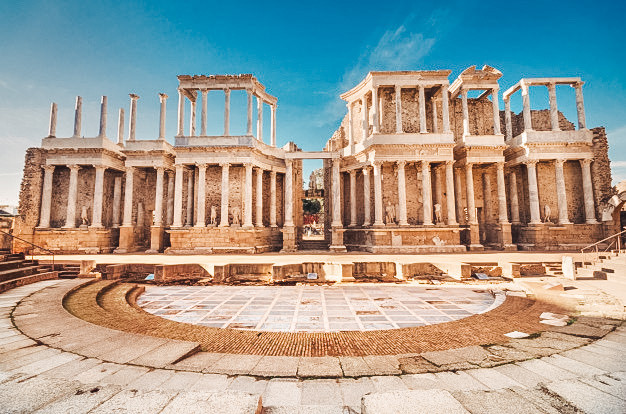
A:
0 280 624 413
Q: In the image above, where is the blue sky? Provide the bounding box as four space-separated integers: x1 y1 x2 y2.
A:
0 0 625 205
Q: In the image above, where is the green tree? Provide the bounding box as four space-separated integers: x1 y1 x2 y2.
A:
303 198 321 215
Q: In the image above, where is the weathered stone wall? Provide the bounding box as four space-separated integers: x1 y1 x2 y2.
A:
13 148 46 251
451 97 496 140
50 167 69 228
591 127 613 213
507 109 575 138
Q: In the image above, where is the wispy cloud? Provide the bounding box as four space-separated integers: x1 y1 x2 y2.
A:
609 125 626 185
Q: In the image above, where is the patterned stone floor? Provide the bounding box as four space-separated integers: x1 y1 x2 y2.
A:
137 285 504 332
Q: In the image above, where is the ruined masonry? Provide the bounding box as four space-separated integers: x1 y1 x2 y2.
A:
14 67 617 254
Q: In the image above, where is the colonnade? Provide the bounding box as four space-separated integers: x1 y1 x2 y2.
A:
459 87 501 136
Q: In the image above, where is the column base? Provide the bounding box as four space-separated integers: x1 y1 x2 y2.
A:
280 226 297 252
148 226 165 253
114 225 135 253
330 226 346 252
586 219 599 224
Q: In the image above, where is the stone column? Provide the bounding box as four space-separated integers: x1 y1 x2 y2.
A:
445 161 457 225
224 88 231 136
361 96 369 140
91 165 106 227
117 108 125 146
166 171 174 225
509 171 520 224
189 98 196 137
521 83 533 131
347 103 353 147
271 105 276 147
200 89 207 136
219 163 230 227
548 83 560 132
243 164 253 228
63 165 80 228
372 88 379 133
177 89 185 136
483 172 493 223
153 167 165 226
554 159 571 225
397 161 408 226
194 164 206 227
331 158 342 227
461 88 470 136
38 165 55 228
422 161 433 225
491 88 501 135
98 96 107 138
526 160 541 224
159 93 168 139
442 84 451 133
496 163 508 223
128 94 139 141
284 160 294 227
504 98 512 140
349 170 357 227
112 176 122 227
454 168 463 223
418 85 427 133
580 159 598 224
465 163 477 224
186 168 194 226
574 82 586 130
48 103 57 137
172 165 184 227
432 97 439 134
373 161 383 226
121 166 134 227
255 167 263 227
395 86 402 133
363 167 371 226
73 96 82 138
246 89 253 135
256 96 263 142
270 170 277 227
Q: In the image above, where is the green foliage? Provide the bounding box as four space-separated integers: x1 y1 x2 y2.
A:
303 198 322 215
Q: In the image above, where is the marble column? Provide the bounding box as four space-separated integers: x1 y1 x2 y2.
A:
526 160 541 224
38 165 55 228
454 167 463 223
372 88 380 133
256 97 263 142
200 89 208 136
363 167 371 226
73 96 82 138
418 85 427 133
284 160 294 227
554 159 571 225
349 170 357 227
121 166 134 227
172 165 184 227
422 161 433 225
504 98 512 140
496 162 508 223
548 83 560 132
186 168 194 226
574 82 586 130
271 105 276 147
98 96 107 138
62 165 80 228
128 94 139 141
112 176 122 227
219 163 230 227
159 93 168 140
445 161 457 225
224 88 230 136
255 167 263 227
166 171 174 225
153 167 165 226
521 83 533 131
243 164 253 228
91 165 106 227
580 159 598 224
397 161 408 226
442 84 451 133
491 88 501 135
117 108 125 146
269 170 277 227
246 89 253 135
432 97 439 134
461 88 470 136
189 98 196 137
331 159 342 227
177 89 185 136
465 163 477 225
509 171 520 224
347 103 354 147
194 164 206 227
48 103 57 137
373 161 383 226
483 172 493 223
395 86 402 133
361 96 369 140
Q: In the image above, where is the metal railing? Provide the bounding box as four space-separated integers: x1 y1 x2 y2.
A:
580 227 626 267
0 229 55 268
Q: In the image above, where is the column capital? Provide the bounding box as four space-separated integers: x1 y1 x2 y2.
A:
520 83 529 94
270 169 277 176
572 81 585 88
492 87 500 94
396 160 406 168
555 158 566 166
42 164 55 173
129 93 140 101
445 160 454 167
372 160 383 168
349 169 356 177
524 159 538 167
219 162 231 168
92 164 106 172
175 163 184 171
362 166 370 175
243 162 253 169
496 161 505 171
199 88 208 93
159 93 168 101
68 164 81 172
255 166 264 173
124 165 134 174
223 88 231 94
580 158 593 167
195 163 207 169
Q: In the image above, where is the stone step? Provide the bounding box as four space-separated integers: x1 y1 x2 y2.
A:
576 267 608 280
0 265 40 282
0 271 58 294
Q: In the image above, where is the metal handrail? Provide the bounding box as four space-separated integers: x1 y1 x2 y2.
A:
581 227 626 266
0 229 55 268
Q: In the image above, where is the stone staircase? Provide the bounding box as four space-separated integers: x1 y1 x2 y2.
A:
544 261 563 276
0 251 58 293
577 251 625 280
298 239 330 251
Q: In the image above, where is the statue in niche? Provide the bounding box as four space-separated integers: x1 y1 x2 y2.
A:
80 206 89 228
210 205 217 226
543 204 552 223
385 201 396 225
231 206 241 226
434 203 443 224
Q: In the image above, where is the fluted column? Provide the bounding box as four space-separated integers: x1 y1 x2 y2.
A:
121 166 134 227
64 165 81 228
38 165 55 228
574 82 586 129
363 167 371 226
73 96 82 138
445 161 457 225
186 168 194 226
270 170 277 227
580 159 598 224
224 88 230 136
521 83 533 131
373 161 383 226
271 105 276 147
504 98 512 140
219 163 230 227
441 84 451 133
418 85 427 133
153 167 165 226
246 89 253 135
172 165 184 227
177 89 185 136
422 161 433 225
189 97 196 137
509 171 520 224
331 158 342 227
166 171 174 225
372 88 379 133
555 159 571 224
255 167 264 227
395 86 402 133
461 88 470 136
496 162 508 223
284 160 294 227
194 164 206 227
112 176 122 227
548 83 560 132
483 173 493 223
465 163 477 225
454 167 463 223
361 96 369 140
200 89 207 136
91 165 106 227
159 93 168 139
256 96 263 142
526 160 541 224
349 170 357 227
431 97 439 134
128 94 139 141
491 88 501 135
48 103 57 137
98 96 107 138
397 161 408 226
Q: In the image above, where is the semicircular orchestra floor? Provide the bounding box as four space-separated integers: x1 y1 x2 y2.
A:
137 285 504 333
